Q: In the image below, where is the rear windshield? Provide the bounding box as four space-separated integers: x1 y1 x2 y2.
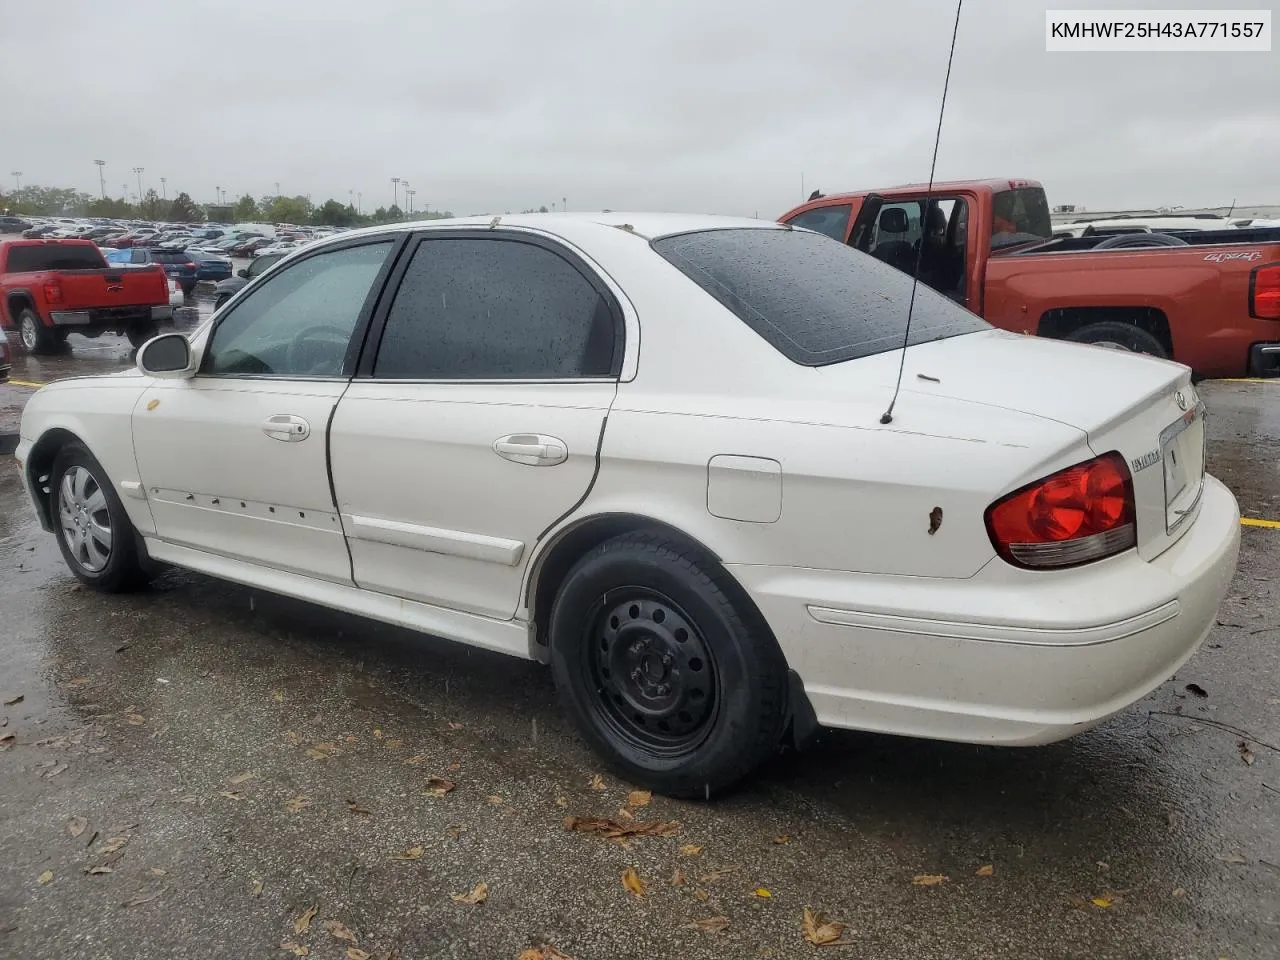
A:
152 252 192 264
991 187 1052 249
651 228 988 366
4 244 106 272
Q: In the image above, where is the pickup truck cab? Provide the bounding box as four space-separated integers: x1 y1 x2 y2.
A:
780 179 1280 378
0 238 172 353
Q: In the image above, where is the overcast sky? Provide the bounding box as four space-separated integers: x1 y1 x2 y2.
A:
2 0 1275 216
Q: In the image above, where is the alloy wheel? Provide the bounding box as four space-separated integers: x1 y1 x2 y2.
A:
58 466 113 573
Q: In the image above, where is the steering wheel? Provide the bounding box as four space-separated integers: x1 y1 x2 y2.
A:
286 325 352 375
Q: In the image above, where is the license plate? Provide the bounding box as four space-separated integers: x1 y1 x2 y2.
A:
1160 401 1206 531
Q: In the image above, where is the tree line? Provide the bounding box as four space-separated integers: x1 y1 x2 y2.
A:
0 184 454 227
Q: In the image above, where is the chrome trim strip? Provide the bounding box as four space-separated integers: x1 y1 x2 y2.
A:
344 513 524 566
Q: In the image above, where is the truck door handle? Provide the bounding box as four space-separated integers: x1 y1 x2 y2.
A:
493 434 567 466
262 414 310 442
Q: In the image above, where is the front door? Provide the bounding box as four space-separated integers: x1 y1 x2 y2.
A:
329 232 624 621
131 238 398 582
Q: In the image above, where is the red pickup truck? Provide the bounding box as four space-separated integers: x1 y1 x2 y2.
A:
780 179 1280 379
0 238 172 354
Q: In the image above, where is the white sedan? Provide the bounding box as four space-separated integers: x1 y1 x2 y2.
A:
14 213 1241 797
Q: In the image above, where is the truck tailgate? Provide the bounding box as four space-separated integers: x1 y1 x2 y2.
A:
54 266 168 309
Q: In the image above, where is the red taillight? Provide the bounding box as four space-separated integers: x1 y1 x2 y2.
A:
43 281 62 304
985 452 1136 569
1251 264 1280 320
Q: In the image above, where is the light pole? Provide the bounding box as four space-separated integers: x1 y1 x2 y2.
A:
563 196 567 212
132 167 144 204
274 181 281 199
94 160 106 199
391 177 400 210
160 177 167 200
10 171 21 191
402 183 411 215
215 185 221 206
357 191 362 215
122 183 129 203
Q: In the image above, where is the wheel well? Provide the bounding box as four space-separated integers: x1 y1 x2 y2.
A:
1036 306 1173 356
527 515 723 656
6 292 35 321
24 428 83 529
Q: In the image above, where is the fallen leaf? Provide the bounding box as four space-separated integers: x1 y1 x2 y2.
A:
392 845 424 861
251 879 263 897
1173 887 1187 898
150 868 167 876
700 865 739 883
447 761 461 772
1239 741 1256 766
1185 683 1208 698
774 834 792 845
486 795 504 805
3 695 22 706
372 729 384 740
346 799 372 815
38 870 53 885
1091 897 1112 908
97 836 129 856
621 867 646 898
588 774 606 791
306 749 331 760
450 881 488 905
1217 852 1247 865
126 714 146 725
689 916 730 933
285 731 301 746
384 739 403 750
44 763 69 778
219 791 245 801
554 796 568 808
754 887 772 898
284 795 313 813
564 815 680 840
280 942 310 957
0 733 15 748
273 689 285 703
424 777 457 797
404 754 427 765
679 844 704 856
86 866 113 875
123 891 161 907
518 948 576 960
626 790 652 809
912 874 948 886
975 864 995 877
68 817 88 838
802 907 852 946
615 807 634 823
693 888 710 901
671 867 686 886
518 952 542 960
322 919 358 944
347 950 371 960
229 772 256 785
445 824 465 839
447 722 464 730
294 904 318 934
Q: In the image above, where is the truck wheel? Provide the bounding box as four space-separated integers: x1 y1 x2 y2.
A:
549 530 789 799
127 322 160 349
18 309 56 355
1065 321 1168 359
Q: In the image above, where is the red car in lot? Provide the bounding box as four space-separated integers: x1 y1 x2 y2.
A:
0 238 172 353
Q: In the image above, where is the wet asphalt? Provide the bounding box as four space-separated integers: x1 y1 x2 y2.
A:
0 303 1277 959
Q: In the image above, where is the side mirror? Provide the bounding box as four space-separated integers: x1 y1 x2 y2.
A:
237 268 249 278
136 332 194 379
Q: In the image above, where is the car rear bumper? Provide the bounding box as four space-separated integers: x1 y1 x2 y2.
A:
1247 342 1280 377
49 306 172 326
729 474 1241 745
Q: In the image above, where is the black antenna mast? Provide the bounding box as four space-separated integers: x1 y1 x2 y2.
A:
880 0 964 425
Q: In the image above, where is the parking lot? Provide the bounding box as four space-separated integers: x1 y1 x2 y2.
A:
0 331 1277 959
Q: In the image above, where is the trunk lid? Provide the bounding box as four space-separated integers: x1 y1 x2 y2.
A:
902 329 1206 560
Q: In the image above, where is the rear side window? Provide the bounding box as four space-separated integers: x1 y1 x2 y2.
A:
785 204 853 241
991 188 1052 248
5 244 106 272
152 252 191 264
652 228 988 366
372 237 620 380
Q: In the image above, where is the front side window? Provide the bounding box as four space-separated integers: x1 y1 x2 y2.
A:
203 241 392 378
372 237 619 380
786 204 853 241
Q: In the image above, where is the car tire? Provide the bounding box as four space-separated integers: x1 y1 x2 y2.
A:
180 282 196 297
127 322 160 349
18 308 56 354
1065 321 1169 359
214 293 231 310
49 443 151 592
549 530 789 799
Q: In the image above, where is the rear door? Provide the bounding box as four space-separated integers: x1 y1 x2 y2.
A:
329 230 624 621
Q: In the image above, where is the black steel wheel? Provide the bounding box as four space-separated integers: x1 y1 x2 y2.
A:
550 530 789 799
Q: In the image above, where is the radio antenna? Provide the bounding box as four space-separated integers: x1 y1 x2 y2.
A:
880 0 964 425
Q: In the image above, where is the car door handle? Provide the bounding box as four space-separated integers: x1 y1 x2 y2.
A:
493 434 568 466
262 414 310 442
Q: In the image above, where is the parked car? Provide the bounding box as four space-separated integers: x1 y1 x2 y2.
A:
0 329 10 383
229 236 272 257
0 215 33 234
254 240 299 257
189 251 233 282
0 237 171 352
22 224 60 239
779 178 1280 378
12 214 1241 797
212 252 283 308
102 247 199 295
